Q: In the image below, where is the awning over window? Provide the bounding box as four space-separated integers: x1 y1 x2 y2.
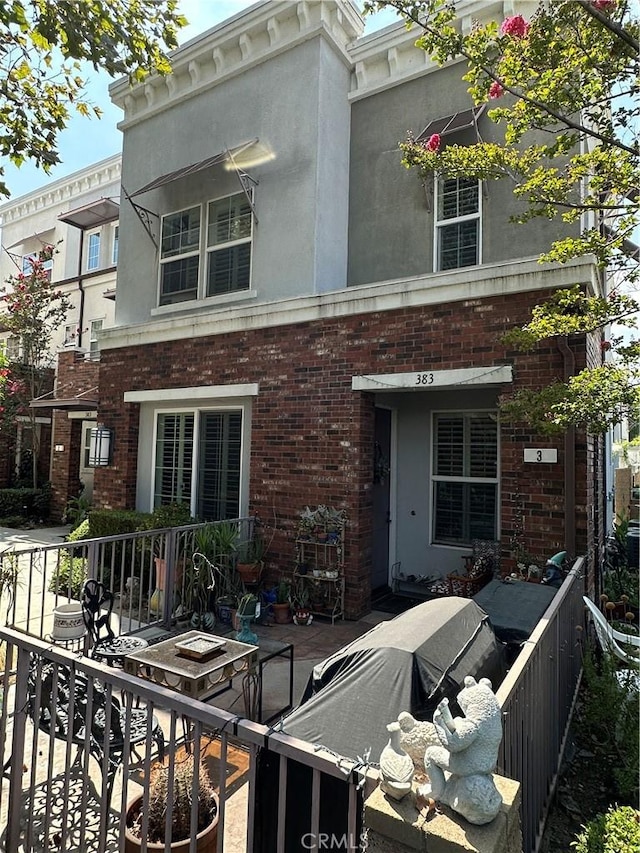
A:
58 198 120 230
416 104 486 142
30 388 98 411
129 139 259 197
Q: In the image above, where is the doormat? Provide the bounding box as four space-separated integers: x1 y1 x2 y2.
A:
371 594 427 615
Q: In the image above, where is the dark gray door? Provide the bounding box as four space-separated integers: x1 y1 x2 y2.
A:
372 407 392 591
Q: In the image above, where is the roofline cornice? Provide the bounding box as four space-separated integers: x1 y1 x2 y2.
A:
0 154 122 225
110 0 364 130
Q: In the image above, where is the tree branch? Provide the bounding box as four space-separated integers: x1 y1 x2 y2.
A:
575 0 639 53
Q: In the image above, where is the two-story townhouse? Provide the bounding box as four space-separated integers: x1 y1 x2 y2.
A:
96 0 603 617
0 154 121 514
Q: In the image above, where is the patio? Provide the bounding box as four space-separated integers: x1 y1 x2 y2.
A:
0 525 585 853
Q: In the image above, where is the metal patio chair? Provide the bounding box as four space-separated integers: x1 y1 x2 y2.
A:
27 658 165 802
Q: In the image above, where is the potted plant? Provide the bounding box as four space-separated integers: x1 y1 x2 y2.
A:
236 533 266 585
124 754 218 852
290 580 312 626
235 592 260 643
272 578 292 624
185 554 216 631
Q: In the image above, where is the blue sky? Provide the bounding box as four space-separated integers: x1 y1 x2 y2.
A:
3 1 401 200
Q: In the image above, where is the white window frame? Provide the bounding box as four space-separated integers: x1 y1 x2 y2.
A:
158 205 201 306
434 177 482 272
157 192 254 307
22 252 53 280
5 336 21 360
87 231 101 271
111 223 119 265
205 190 253 297
150 403 248 520
63 324 77 347
89 318 103 357
430 409 499 547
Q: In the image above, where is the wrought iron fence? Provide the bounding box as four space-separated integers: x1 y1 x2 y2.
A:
0 518 256 641
0 629 371 853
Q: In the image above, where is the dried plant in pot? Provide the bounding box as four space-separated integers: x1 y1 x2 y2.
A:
124 754 219 853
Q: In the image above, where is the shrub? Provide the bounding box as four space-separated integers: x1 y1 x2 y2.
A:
580 648 639 801
89 509 150 538
49 555 87 598
572 805 640 852
67 519 90 541
0 486 51 521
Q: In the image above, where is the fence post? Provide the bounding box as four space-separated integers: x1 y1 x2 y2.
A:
6 645 31 852
87 538 99 582
162 528 177 625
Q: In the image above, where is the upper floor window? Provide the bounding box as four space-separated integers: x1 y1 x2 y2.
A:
4 336 21 360
89 319 103 357
87 232 101 271
159 206 200 306
22 252 53 281
112 225 119 265
158 193 253 307
206 193 252 296
435 177 481 271
63 324 77 347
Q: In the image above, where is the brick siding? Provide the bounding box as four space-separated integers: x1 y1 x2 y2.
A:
94 289 597 617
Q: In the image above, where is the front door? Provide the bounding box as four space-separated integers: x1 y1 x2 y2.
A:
372 407 392 591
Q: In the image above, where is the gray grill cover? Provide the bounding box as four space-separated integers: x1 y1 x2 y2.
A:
281 597 504 762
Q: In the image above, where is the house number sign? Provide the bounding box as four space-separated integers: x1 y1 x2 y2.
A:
524 448 558 463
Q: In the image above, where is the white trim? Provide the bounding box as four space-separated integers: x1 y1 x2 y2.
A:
102 256 598 351
352 366 512 392
149 403 249 517
430 408 500 546
434 177 482 272
124 383 259 403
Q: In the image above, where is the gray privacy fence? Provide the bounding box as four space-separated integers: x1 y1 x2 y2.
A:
497 559 585 853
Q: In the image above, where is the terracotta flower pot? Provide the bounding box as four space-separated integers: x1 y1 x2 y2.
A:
124 793 219 853
272 602 291 624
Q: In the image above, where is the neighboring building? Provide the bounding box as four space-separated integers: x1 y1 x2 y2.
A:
87 0 604 617
0 155 121 516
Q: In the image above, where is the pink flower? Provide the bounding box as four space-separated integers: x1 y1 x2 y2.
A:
592 0 616 10
500 15 530 38
489 81 504 99
424 133 441 152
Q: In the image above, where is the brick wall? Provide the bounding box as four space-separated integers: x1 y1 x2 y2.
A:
49 351 99 520
95 289 593 616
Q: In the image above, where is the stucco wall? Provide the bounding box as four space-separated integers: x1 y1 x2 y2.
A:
116 35 352 326
347 66 575 286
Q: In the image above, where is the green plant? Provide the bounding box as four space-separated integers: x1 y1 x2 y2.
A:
580 647 639 801
66 518 90 541
237 533 266 565
571 805 640 853
210 520 239 561
48 554 87 598
276 578 291 605
289 579 310 610
62 491 91 530
128 754 217 844
0 550 21 624
237 592 259 618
